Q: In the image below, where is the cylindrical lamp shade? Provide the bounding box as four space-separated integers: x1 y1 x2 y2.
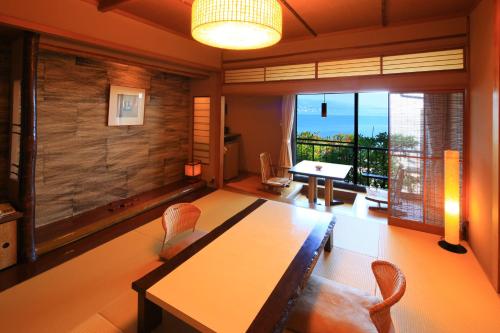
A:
444 150 460 245
191 0 282 50
185 161 202 177
321 102 327 118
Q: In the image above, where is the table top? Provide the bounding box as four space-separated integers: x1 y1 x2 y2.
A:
288 160 352 180
145 200 333 333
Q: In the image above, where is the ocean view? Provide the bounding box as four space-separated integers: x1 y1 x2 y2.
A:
297 114 388 138
296 92 389 138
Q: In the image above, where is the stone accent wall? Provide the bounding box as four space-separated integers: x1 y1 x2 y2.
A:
35 50 190 227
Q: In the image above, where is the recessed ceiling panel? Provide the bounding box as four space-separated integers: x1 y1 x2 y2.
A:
286 0 381 35
118 0 192 36
386 0 475 24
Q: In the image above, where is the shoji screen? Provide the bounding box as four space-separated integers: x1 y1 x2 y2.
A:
193 97 210 164
389 92 464 231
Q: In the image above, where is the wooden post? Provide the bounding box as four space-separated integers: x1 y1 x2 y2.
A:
18 32 39 263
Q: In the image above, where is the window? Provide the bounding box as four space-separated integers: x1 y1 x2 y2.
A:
295 92 389 188
193 97 210 164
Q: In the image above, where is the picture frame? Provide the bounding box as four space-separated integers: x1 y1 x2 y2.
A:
108 85 146 126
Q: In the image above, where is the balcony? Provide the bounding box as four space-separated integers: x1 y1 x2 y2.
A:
295 137 389 189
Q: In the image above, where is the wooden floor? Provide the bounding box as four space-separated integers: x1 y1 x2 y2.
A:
1 189 499 333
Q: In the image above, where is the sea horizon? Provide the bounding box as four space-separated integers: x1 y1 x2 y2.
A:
297 113 388 138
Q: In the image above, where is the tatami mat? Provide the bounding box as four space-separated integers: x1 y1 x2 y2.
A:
1 189 500 333
333 213 381 257
313 246 377 294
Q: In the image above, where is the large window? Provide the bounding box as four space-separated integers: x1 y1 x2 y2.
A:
295 92 389 188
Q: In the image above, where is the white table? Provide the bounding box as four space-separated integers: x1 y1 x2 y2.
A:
288 160 353 206
133 199 335 333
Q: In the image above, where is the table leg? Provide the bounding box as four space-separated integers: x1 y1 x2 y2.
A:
138 292 162 333
324 179 333 207
308 176 317 203
324 230 334 252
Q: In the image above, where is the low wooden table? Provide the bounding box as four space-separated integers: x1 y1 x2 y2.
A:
288 160 352 206
133 199 335 333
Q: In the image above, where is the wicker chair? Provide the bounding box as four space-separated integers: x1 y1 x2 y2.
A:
159 203 207 261
286 260 406 333
259 152 291 192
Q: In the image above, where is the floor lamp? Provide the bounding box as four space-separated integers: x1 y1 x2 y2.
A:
438 150 467 254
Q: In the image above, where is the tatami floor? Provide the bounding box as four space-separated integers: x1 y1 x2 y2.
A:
0 189 499 332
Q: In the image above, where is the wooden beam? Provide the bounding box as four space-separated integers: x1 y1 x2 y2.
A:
19 32 39 263
278 0 317 37
381 0 388 27
98 0 135 12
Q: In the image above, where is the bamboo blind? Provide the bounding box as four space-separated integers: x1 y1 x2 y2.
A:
193 97 210 164
389 92 464 228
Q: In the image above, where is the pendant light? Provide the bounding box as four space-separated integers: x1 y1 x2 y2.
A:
191 0 283 50
321 94 327 118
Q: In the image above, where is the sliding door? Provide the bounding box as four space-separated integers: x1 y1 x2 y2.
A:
389 92 464 232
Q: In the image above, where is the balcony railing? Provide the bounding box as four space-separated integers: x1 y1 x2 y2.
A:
296 137 389 188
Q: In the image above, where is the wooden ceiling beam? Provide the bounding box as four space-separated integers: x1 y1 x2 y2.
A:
278 0 317 37
381 0 388 27
98 0 135 12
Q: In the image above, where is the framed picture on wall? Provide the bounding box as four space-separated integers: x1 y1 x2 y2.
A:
108 85 146 126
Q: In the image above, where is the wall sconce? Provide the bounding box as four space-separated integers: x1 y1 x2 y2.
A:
438 150 467 254
184 160 202 179
321 94 327 118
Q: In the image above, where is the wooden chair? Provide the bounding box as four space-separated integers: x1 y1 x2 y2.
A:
159 203 207 261
365 166 406 211
259 152 291 192
286 260 406 333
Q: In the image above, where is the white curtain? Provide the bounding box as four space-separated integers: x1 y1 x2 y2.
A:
279 95 296 177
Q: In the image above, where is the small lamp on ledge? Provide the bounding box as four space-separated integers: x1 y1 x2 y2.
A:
185 160 202 181
438 150 467 254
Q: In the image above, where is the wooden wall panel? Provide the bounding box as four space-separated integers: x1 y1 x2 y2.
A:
35 50 190 227
0 42 10 198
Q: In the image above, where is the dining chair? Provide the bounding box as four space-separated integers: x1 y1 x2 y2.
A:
259 152 291 192
159 203 207 261
286 260 406 333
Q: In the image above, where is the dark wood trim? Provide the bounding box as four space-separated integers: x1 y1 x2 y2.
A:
18 32 39 263
381 0 388 27
278 0 317 37
0 186 214 292
247 217 335 333
133 199 267 333
98 0 135 12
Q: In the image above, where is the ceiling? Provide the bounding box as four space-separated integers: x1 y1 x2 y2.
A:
95 0 477 41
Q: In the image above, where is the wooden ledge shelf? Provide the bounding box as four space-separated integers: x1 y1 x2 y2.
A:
36 180 207 255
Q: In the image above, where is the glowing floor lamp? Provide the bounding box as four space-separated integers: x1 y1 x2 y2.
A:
438 150 467 254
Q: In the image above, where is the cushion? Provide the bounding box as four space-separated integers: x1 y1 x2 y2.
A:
286 274 381 333
159 229 208 261
267 177 291 187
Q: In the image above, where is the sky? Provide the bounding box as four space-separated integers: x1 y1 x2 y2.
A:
297 92 389 117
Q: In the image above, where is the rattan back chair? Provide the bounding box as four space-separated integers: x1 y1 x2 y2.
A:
369 260 407 333
161 203 201 252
